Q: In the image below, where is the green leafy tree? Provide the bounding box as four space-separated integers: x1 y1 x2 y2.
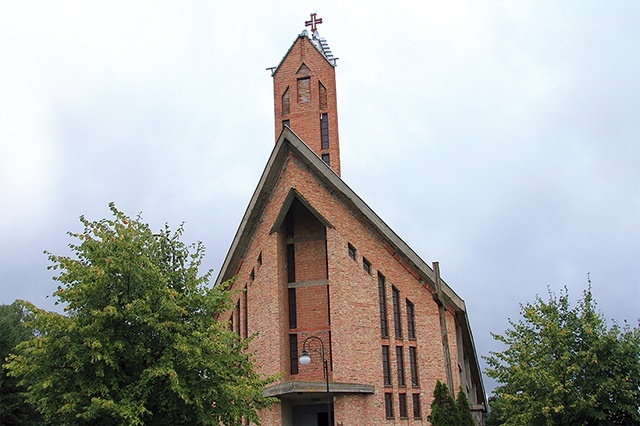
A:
485 285 640 426
428 380 458 426
4 204 274 425
0 302 42 425
456 386 474 426
428 381 474 426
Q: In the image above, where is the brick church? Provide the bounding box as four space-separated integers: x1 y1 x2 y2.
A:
215 15 486 425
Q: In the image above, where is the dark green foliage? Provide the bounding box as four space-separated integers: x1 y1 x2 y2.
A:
456 386 474 426
428 380 475 426
0 302 42 425
4 204 275 425
485 285 640 426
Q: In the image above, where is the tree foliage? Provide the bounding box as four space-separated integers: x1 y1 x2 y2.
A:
485 285 640 425
0 302 42 425
4 204 274 425
427 380 474 426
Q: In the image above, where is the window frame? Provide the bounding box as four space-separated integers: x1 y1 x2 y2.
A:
392 286 402 339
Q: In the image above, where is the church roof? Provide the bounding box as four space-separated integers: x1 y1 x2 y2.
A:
215 126 486 403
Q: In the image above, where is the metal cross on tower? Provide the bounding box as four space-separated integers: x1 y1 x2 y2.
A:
305 13 323 32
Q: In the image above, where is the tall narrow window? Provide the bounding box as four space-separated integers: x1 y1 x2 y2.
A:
363 257 371 274
409 346 419 387
382 346 391 387
289 334 299 374
384 393 394 419
399 393 408 418
412 394 422 418
378 273 389 338
243 285 248 339
392 287 402 339
406 299 416 339
297 77 310 103
287 244 295 283
348 243 356 260
235 300 241 335
321 153 330 166
319 81 327 110
282 119 290 129
396 346 405 386
282 87 290 115
288 288 297 329
320 113 329 149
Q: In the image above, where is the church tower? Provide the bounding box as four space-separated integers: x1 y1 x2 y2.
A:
271 14 341 176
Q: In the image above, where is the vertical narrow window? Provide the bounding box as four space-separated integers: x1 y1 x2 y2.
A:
319 81 327 110
396 346 405 386
250 268 255 281
297 77 311 103
406 299 416 339
243 285 248 339
257 251 262 266
412 394 422 418
392 287 402 339
287 244 295 283
348 243 356 260
282 119 290 129
233 299 240 336
378 273 389 338
289 334 298 374
320 113 329 149
409 346 419 387
282 87 290 115
288 288 297 329
363 257 371 274
384 393 394 418
382 346 391 387
321 153 330 166
399 393 408 418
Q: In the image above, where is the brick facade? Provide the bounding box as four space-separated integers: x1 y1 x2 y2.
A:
216 28 485 426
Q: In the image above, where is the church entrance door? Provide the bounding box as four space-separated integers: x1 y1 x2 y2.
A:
291 404 332 426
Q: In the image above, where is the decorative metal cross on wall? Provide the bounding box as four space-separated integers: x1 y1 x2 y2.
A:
305 13 323 32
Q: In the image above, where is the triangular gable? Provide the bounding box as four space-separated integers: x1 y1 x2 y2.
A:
270 188 333 234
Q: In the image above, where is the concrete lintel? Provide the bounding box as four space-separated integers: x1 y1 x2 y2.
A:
264 381 375 398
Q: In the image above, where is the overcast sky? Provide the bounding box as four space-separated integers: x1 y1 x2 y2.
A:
1 1 638 394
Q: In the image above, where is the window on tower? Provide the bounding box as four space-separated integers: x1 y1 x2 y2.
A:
282 87 290 115
320 113 329 149
321 153 330 166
